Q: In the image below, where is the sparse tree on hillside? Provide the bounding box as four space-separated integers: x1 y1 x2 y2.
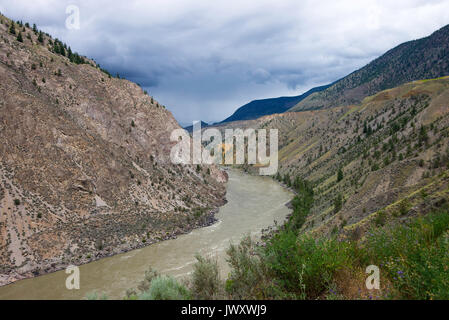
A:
59 42 66 56
16 32 23 42
9 21 15 34
419 125 429 146
37 31 44 44
337 168 344 182
333 194 343 214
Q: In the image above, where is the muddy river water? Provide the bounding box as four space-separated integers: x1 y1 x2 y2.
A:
0 169 293 299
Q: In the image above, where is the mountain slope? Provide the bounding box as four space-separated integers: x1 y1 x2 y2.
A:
290 24 449 112
220 84 331 123
217 76 449 239
0 15 227 286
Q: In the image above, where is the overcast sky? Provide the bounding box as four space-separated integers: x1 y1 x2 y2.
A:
1 0 449 125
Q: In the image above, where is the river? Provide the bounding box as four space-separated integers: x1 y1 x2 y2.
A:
0 169 293 300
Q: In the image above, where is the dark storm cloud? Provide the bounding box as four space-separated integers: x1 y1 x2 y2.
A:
1 0 448 124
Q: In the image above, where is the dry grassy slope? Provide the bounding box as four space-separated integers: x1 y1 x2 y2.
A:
0 15 227 285
217 77 449 239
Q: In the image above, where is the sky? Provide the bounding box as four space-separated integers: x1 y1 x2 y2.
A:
1 0 449 125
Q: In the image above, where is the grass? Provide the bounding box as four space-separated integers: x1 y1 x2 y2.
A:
361 208 449 299
416 76 449 84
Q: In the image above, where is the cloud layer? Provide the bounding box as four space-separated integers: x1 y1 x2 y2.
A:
1 0 449 124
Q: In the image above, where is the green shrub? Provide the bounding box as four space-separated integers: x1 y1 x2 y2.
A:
136 267 159 294
398 199 411 216
225 236 272 299
333 194 343 214
285 177 314 231
363 208 449 299
191 254 222 299
374 210 387 226
138 276 191 300
264 231 354 299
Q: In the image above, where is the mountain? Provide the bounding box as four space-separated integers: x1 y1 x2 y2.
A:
182 76 449 300
218 76 449 238
219 84 331 123
184 121 209 133
0 15 227 286
290 24 449 112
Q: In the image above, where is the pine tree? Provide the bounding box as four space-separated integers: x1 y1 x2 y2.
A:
59 43 65 56
37 31 44 44
9 21 16 35
32 23 37 34
333 194 343 213
337 168 343 182
53 40 60 54
16 32 23 42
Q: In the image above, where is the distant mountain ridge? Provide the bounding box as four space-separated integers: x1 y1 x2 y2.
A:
184 121 209 133
219 84 331 123
290 24 449 111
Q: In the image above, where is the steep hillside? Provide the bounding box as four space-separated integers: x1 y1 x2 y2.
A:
219 84 331 123
216 77 449 239
290 24 449 112
0 16 227 286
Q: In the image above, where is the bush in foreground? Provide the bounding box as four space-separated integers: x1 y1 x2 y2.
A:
138 276 191 300
362 208 449 299
191 254 223 299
